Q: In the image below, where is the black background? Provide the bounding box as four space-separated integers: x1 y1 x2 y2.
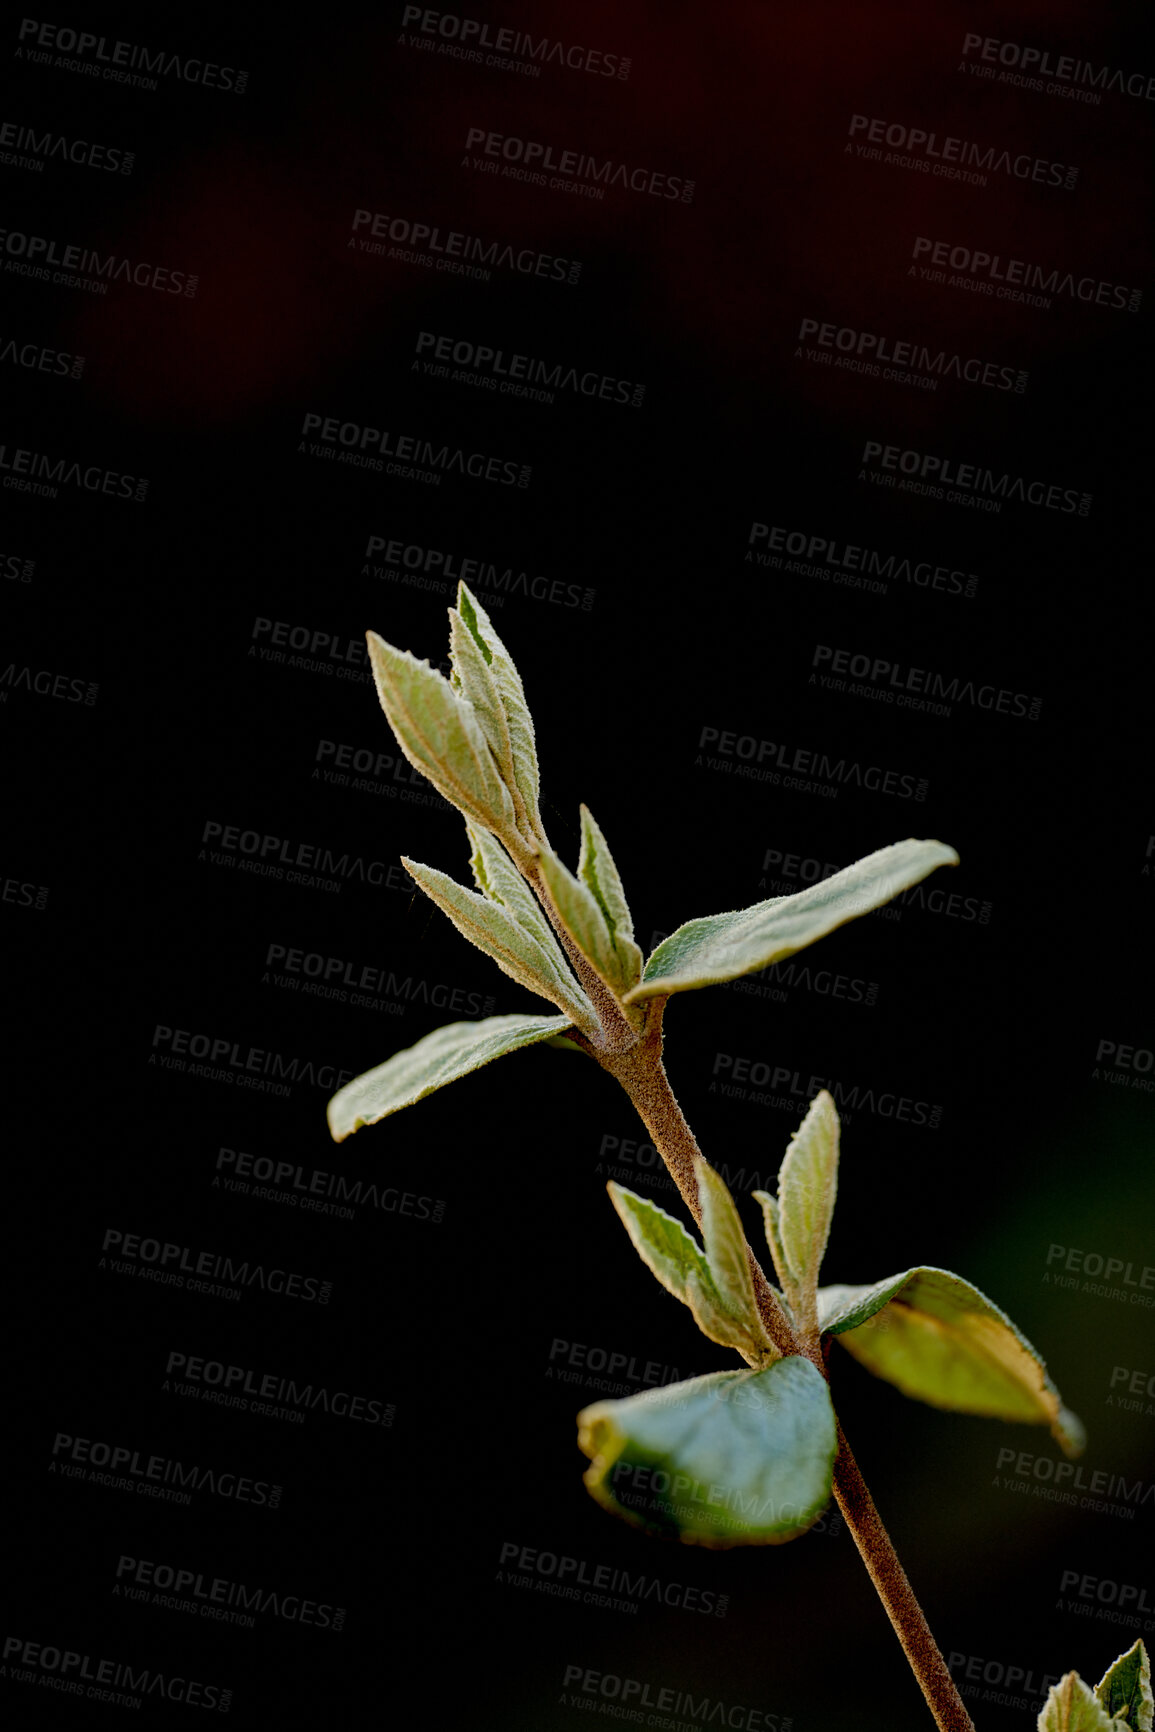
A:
4 4 1153 1729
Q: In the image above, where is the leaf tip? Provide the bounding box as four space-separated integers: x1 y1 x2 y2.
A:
1054 1404 1086 1459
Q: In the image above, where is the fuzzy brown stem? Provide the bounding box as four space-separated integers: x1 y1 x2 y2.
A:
599 1036 974 1732
831 1427 975 1732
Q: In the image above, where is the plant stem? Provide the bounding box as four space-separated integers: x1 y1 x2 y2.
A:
831 1423 975 1732
598 1036 975 1732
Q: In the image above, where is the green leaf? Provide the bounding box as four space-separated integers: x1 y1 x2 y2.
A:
1096 1640 1153 1730
752 1190 795 1295
694 1154 768 1354
1038 1673 1117 1731
403 856 597 1031
326 1013 571 1141
577 805 644 992
455 583 544 842
366 631 520 849
774 1091 839 1328
607 1184 714 1306
818 1266 1084 1457
577 1357 837 1547
624 839 959 1002
449 610 523 828
466 823 558 957
536 847 627 997
607 1183 777 1367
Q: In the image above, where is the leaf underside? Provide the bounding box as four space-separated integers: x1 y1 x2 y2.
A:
626 838 958 1002
818 1267 1084 1456
577 1357 837 1547
326 1013 570 1141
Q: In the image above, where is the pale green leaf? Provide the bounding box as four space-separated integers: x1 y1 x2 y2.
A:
537 847 626 995
449 609 523 827
817 1272 913 1335
326 1013 570 1141
681 1270 770 1367
404 857 597 1030
695 1154 765 1345
819 1266 1084 1457
776 1090 839 1324
578 805 644 991
366 631 519 847
607 1184 714 1306
456 583 543 841
577 1357 837 1547
466 824 558 956
624 839 959 1002
1096 1640 1153 1730
607 1184 778 1367
1038 1673 1117 1731
752 1191 795 1295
